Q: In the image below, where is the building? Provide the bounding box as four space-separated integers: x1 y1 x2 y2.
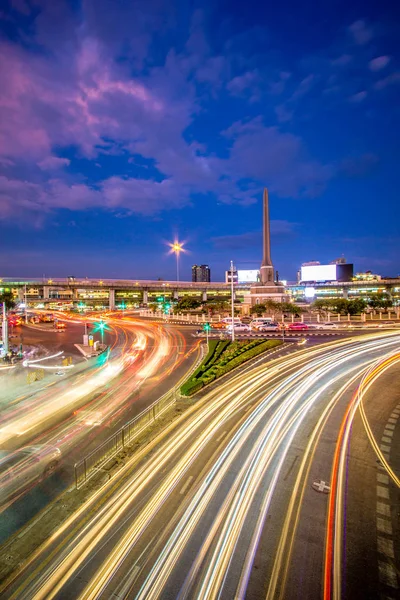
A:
192 264 211 283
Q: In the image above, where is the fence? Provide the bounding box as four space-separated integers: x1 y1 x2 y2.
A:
74 343 206 488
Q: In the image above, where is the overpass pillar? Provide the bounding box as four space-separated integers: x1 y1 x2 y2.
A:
342 287 348 299
202 290 207 302
18 288 24 302
43 285 50 299
173 290 179 300
109 289 115 310
143 290 148 304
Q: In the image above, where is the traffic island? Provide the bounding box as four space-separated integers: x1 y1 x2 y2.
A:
180 339 283 396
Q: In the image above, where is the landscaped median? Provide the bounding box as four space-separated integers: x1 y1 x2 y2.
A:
180 338 283 396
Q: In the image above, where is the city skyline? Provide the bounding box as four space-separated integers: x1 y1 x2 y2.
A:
0 0 399 280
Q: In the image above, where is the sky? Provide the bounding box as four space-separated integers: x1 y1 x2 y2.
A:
0 0 399 282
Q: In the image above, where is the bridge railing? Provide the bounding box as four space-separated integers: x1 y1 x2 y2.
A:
74 343 206 489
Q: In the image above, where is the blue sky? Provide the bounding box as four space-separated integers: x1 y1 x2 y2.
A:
0 0 399 281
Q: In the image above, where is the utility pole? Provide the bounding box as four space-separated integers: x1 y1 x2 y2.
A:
2 301 8 354
230 260 235 342
24 284 28 324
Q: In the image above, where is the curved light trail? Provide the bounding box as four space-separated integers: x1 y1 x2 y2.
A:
1 331 399 600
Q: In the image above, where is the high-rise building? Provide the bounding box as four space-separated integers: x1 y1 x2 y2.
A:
192 264 211 282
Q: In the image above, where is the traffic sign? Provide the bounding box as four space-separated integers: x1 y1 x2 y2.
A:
312 479 330 494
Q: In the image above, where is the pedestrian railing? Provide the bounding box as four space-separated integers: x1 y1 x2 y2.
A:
74 343 206 489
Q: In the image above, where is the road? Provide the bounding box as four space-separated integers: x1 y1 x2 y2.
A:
0 314 201 542
1 331 399 599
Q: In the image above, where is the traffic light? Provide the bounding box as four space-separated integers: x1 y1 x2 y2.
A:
164 303 171 314
203 322 211 332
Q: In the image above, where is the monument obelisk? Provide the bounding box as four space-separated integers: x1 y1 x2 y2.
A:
250 187 286 305
260 188 274 285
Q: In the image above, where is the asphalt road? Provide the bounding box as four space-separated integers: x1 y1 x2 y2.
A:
1 331 399 599
0 316 200 543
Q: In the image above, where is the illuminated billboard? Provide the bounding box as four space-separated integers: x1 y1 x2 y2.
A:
300 264 337 282
237 270 259 283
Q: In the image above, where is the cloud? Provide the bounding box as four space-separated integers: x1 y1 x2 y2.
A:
369 56 390 72
349 90 367 103
222 117 333 198
331 54 352 67
275 104 293 123
339 153 379 177
38 156 71 170
227 70 259 96
211 221 296 249
374 72 400 90
348 20 373 45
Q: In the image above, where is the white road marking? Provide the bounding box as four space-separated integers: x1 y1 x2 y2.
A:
381 436 392 444
384 429 394 437
180 475 194 495
380 444 391 453
385 423 395 430
377 473 390 485
388 418 397 425
377 537 395 559
378 561 398 588
377 486 390 499
377 502 391 517
377 517 393 535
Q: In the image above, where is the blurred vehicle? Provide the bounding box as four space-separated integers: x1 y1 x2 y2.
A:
314 322 339 329
241 317 252 324
287 322 309 331
55 371 65 376
221 317 242 326
250 318 274 330
0 446 61 505
74 409 103 426
226 323 251 332
258 322 281 332
55 322 66 331
8 317 22 327
210 322 227 329
42 314 54 323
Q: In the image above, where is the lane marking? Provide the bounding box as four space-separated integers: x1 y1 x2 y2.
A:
377 537 395 559
179 475 194 495
377 502 391 517
378 561 398 588
377 486 390 499
216 431 227 442
380 444 391 454
385 423 395 430
384 429 394 437
381 436 392 444
377 473 390 485
388 418 397 424
376 517 393 535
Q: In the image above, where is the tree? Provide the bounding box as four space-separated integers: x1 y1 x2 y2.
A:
367 293 392 310
250 303 266 316
175 297 201 312
0 292 15 310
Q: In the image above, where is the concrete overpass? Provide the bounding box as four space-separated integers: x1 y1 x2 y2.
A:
1 277 399 310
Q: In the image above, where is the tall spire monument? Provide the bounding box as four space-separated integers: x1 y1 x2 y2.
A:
260 188 274 284
250 187 286 305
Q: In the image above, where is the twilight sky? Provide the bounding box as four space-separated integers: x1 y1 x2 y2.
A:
0 0 399 281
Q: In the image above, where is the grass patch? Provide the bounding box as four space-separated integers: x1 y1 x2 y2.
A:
180 338 282 396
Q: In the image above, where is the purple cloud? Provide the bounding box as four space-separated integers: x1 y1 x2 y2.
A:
349 90 367 103
374 72 400 90
348 20 373 45
38 156 71 170
369 56 390 72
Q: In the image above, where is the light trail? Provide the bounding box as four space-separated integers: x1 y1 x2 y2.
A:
2 332 400 600
323 350 400 600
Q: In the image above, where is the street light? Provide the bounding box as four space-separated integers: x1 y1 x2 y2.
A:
230 260 235 342
168 240 185 282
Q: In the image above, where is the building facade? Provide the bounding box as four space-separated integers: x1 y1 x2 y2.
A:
192 264 211 283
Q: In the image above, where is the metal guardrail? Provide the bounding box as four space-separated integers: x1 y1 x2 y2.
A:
74 343 206 489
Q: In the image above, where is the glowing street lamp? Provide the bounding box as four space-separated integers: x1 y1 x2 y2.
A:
168 240 185 282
